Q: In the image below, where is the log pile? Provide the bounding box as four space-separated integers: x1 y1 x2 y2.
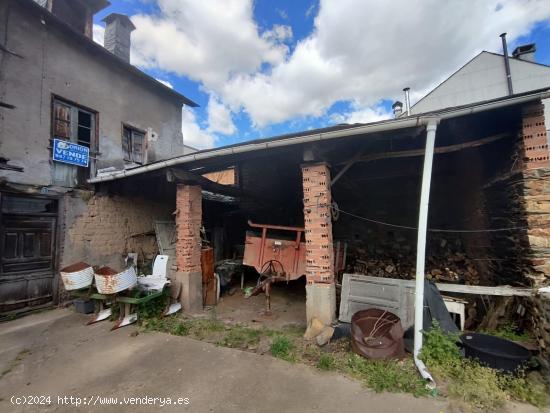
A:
348 235 480 284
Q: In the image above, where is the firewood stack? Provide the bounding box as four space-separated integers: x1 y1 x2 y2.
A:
347 235 480 284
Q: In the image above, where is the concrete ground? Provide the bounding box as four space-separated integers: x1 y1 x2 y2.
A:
0 309 544 413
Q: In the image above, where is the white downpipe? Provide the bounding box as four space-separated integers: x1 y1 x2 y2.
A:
414 119 438 387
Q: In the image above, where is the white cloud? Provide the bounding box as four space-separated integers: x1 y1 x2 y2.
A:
263 24 293 44
332 104 392 124
181 107 216 149
305 3 316 18
130 0 550 130
92 24 104 45
206 96 236 135
155 78 174 88
130 0 289 89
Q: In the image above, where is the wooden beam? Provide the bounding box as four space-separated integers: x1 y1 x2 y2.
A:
435 282 534 297
347 133 509 165
167 168 244 198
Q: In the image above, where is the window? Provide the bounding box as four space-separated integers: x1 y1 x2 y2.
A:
122 125 146 165
52 98 97 186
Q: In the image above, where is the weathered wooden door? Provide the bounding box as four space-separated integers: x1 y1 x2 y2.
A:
0 194 57 314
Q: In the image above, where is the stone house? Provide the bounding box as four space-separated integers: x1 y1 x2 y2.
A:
0 0 197 314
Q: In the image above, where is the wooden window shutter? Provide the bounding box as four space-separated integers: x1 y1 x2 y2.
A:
54 102 71 138
122 127 132 162
131 131 145 164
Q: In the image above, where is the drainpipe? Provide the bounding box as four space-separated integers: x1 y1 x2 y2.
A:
500 33 514 95
413 118 439 387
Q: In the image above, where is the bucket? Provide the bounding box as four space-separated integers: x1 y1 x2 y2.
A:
94 266 137 294
351 308 405 359
461 333 531 373
60 262 94 290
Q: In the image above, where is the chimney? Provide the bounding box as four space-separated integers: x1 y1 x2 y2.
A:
403 87 411 116
500 33 514 95
102 13 136 63
39 0 110 39
392 101 403 118
513 44 536 63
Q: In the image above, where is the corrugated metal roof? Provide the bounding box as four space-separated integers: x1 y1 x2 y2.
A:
88 85 550 184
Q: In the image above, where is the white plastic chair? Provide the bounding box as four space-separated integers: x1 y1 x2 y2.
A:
137 255 170 291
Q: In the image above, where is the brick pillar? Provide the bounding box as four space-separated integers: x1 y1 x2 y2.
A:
522 102 550 170
175 184 203 312
302 163 336 325
520 102 550 368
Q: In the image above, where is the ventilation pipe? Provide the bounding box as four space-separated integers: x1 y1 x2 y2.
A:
500 33 514 95
403 87 411 116
413 118 439 388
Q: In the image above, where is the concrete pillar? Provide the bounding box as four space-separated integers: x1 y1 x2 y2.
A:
302 163 336 325
175 184 203 313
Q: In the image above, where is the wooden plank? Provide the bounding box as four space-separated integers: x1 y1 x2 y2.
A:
343 274 535 297
434 283 534 297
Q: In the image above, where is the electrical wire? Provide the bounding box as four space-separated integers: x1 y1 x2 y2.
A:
304 202 528 233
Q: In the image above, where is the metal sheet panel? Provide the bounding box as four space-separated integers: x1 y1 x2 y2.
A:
339 274 415 328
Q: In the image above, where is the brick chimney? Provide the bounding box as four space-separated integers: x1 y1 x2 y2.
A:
102 13 136 63
34 0 110 39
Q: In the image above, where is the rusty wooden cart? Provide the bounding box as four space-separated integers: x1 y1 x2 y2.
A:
242 220 346 313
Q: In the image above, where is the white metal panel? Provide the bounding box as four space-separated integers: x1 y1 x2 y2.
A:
412 52 550 114
339 274 415 327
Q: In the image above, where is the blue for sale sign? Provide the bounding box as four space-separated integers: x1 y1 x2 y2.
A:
52 139 89 167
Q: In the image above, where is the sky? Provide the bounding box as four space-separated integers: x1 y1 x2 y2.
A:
92 0 550 150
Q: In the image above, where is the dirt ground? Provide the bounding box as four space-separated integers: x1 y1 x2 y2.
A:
211 279 307 330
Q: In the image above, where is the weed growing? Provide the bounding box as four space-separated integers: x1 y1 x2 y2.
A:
270 335 296 362
316 353 336 371
421 322 547 411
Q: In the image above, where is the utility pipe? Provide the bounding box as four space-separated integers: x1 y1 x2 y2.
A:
413 118 439 387
500 33 514 95
89 89 550 184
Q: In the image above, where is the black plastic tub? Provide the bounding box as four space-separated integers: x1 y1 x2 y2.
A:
461 333 531 373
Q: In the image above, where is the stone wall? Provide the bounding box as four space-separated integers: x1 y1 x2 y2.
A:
62 192 172 271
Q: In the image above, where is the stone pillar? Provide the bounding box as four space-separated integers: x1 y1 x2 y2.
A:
302 163 336 325
175 184 203 313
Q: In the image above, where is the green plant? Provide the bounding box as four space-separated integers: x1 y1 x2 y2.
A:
421 322 547 410
270 335 296 362
346 354 428 397
482 322 533 342
317 354 336 371
218 325 261 349
420 321 461 367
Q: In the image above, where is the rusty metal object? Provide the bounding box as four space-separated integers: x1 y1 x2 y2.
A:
94 266 137 295
60 262 94 290
243 220 306 281
351 308 406 360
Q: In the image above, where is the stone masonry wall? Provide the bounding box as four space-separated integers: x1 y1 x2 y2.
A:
63 193 172 271
59 192 172 301
302 163 334 283
175 185 202 273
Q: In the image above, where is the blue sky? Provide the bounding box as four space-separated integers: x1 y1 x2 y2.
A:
93 1 550 149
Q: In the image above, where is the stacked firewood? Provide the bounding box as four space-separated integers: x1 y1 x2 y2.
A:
347 235 480 284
